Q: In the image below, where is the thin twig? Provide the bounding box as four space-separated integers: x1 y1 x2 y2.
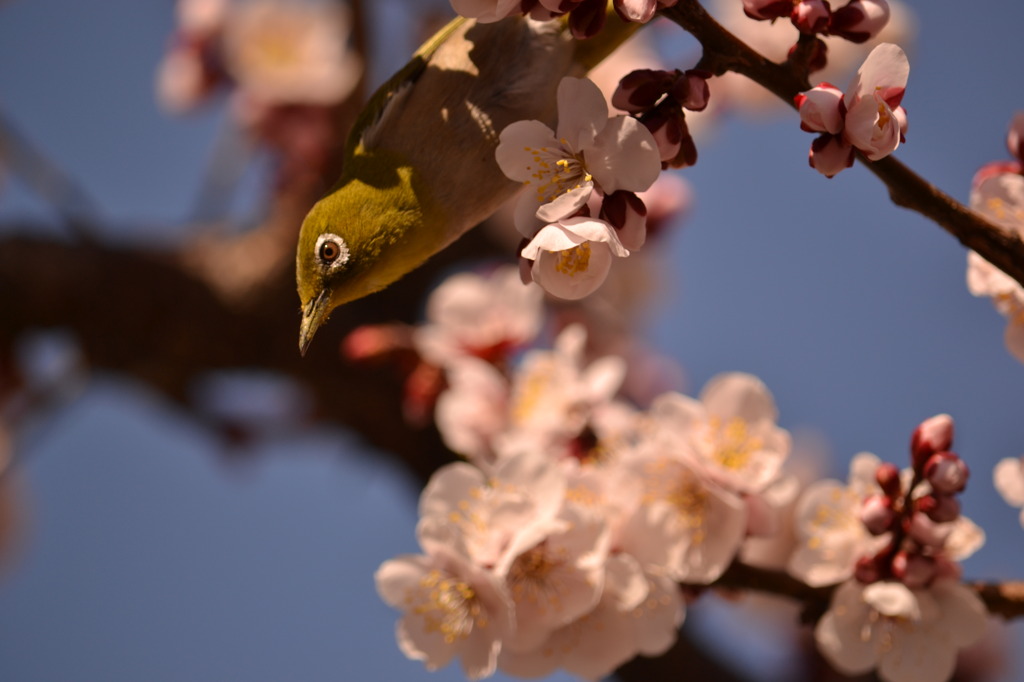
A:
660 0 1024 289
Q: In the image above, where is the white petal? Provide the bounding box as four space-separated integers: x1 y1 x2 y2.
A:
586 115 662 193
700 372 778 423
847 42 909 100
496 119 561 182
555 77 608 150
814 581 878 675
863 581 919 619
535 184 593 223
994 457 1024 507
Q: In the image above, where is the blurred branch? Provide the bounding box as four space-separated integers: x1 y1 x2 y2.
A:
661 0 1024 290
684 562 1024 622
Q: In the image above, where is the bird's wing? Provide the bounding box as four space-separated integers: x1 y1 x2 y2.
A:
345 16 468 159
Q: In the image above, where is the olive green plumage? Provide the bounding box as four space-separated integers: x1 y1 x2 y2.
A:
296 10 638 354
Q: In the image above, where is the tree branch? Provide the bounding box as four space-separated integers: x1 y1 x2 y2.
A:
661 0 1024 290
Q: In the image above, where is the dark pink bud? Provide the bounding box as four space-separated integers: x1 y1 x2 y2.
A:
1007 112 1024 162
788 37 829 73
643 105 696 168
854 554 883 584
917 494 960 523
743 0 793 21
612 69 676 114
809 133 854 178
924 452 969 495
875 462 902 498
891 551 936 589
907 511 953 549
671 70 711 112
829 0 890 43
791 0 831 34
910 413 954 471
568 0 607 39
859 494 895 535
600 191 648 251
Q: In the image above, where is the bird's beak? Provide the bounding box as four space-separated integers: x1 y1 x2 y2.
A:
298 289 332 357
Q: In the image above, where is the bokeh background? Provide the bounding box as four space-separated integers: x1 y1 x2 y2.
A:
1 0 1023 680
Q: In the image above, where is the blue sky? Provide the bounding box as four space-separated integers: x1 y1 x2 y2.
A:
1 0 1023 680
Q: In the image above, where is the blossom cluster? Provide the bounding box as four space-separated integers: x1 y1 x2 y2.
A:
374 267 800 679
495 77 663 300
744 0 890 42
450 0 679 38
795 42 909 177
965 113 1024 362
790 414 986 682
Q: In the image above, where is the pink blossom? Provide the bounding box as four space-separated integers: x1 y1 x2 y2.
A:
966 173 1024 361
521 216 629 300
499 554 683 679
646 373 792 494
815 579 986 682
434 358 509 467
994 456 1024 526
792 0 831 34
842 42 909 160
496 77 661 237
413 266 543 367
796 83 846 134
375 523 514 679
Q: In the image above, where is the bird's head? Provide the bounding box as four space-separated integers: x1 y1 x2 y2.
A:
295 154 440 355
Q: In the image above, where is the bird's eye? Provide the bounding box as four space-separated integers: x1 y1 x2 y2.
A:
314 233 349 268
319 240 341 263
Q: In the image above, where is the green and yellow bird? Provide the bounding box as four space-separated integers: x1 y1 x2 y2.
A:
295 9 638 355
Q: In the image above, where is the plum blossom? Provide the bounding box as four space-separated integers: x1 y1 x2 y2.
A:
376 521 514 679
815 579 986 682
521 216 630 300
788 452 890 586
498 554 683 678
413 265 543 367
966 173 1024 361
795 42 909 175
222 0 361 106
994 455 1024 526
497 77 660 236
646 373 792 495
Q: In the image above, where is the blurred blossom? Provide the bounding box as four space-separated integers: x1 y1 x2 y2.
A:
994 456 1024 526
413 266 544 368
966 169 1024 362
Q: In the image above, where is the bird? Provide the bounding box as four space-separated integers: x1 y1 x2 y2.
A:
295 8 639 355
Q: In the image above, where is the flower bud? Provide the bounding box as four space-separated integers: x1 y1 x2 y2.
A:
891 550 936 589
924 451 969 494
568 0 607 39
808 133 854 178
791 0 831 34
854 554 884 584
795 82 845 134
829 0 891 43
907 510 953 549
612 69 675 114
742 0 793 21
600 191 648 251
875 462 902 498
917 494 960 524
671 69 711 112
910 413 954 471
643 104 696 168
859 494 895 535
789 37 829 73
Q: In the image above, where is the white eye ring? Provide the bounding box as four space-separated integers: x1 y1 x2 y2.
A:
315 233 350 269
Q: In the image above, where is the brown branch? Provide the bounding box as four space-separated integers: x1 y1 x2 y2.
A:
684 562 1024 622
661 0 1024 290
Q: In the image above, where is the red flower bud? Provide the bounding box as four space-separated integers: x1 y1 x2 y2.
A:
910 413 954 471
924 452 969 495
